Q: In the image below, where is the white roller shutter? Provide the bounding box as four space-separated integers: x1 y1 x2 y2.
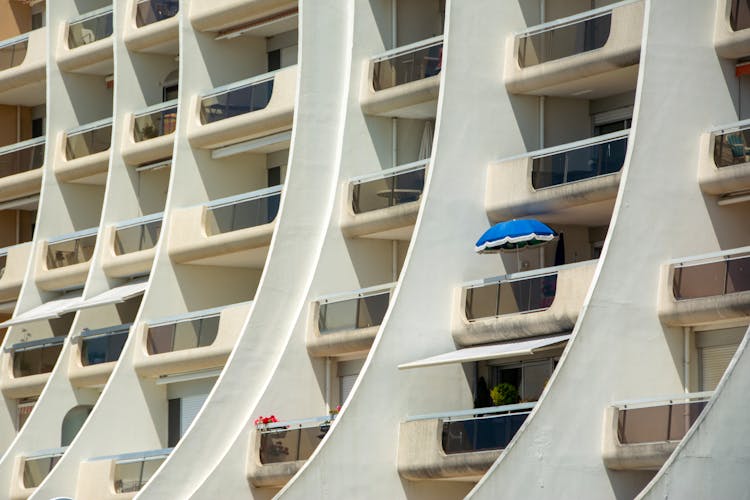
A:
700 344 737 391
180 393 208 437
339 374 358 405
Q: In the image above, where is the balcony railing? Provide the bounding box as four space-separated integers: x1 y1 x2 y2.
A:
205 186 282 235
65 118 112 160
114 213 163 255
199 72 276 124
672 249 750 300
516 1 630 67
351 159 427 214
0 249 7 279
259 416 334 464
146 307 223 355
0 137 45 179
133 101 178 142
317 283 394 334
0 33 29 71
530 130 628 189
112 448 171 493
7 337 65 378
372 36 443 91
22 447 66 488
731 0 750 32
78 323 131 366
135 0 179 27
712 120 750 168
614 392 712 444
68 6 114 49
46 228 98 270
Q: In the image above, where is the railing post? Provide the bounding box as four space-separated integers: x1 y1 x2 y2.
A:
295 427 302 461
666 403 673 441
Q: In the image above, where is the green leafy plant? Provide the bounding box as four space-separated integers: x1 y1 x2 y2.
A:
490 382 519 406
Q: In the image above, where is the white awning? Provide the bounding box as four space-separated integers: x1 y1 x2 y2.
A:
1 292 84 327
68 280 148 313
398 334 571 370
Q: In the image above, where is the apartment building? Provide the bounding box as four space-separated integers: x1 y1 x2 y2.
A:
0 0 745 499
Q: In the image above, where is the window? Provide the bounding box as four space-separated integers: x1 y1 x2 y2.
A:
487 358 556 402
61 405 93 446
267 49 281 72
166 379 215 447
696 327 744 391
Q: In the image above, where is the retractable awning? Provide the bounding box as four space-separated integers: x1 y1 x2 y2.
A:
398 333 571 370
67 279 148 313
0 292 84 327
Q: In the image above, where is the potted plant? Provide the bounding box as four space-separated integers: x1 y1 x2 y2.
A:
490 383 520 406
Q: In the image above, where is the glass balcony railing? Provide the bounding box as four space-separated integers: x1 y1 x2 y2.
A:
8 337 65 378
65 119 112 161
112 449 171 493
205 186 282 236
133 101 178 142
199 73 275 125
615 393 711 444
0 137 44 179
317 283 394 334
23 448 66 488
517 6 614 68
465 268 561 320
0 249 7 280
352 160 427 214
135 0 180 27
68 7 114 49
731 0 750 32
712 123 750 168
0 33 29 72
372 36 443 91
146 308 222 355
258 416 333 465
672 250 750 300
530 131 628 189
79 324 131 366
46 228 98 270
114 214 163 255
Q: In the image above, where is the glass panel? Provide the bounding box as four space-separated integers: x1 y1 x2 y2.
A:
0 38 28 71
133 106 178 142
65 124 112 160
46 234 97 269
81 330 128 366
68 11 114 48
0 141 45 178
13 344 63 377
135 0 180 27
731 0 750 31
23 455 61 488
114 220 162 255
672 256 750 300
259 425 327 464
465 274 557 320
200 79 274 124
205 194 281 235
0 254 6 280
318 291 390 333
146 316 220 354
352 168 426 214
531 136 627 189
617 400 708 444
713 129 750 167
441 412 529 454
114 457 166 493
518 13 612 67
372 42 442 91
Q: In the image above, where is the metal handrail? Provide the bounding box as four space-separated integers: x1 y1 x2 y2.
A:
68 5 114 25
65 117 113 137
25 447 68 460
498 130 630 164
407 402 537 422
668 245 750 267
515 0 638 36
260 414 334 432
316 282 396 304
371 35 444 62
204 185 283 210
0 136 45 156
133 99 178 117
147 301 251 327
200 69 283 99
0 32 30 50
612 391 713 410
47 227 98 245
89 447 172 463
114 212 163 230
463 259 597 289
6 336 66 353
76 323 133 341
350 159 429 185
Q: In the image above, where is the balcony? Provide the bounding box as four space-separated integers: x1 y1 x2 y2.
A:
0 243 32 302
247 415 332 488
55 119 113 184
168 186 281 267
188 66 297 150
102 214 162 279
341 160 427 240
715 0 750 59
698 120 750 197
133 301 251 378
122 101 178 166
35 228 98 291
0 137 45 202
0 337 65 399
659 247 750 327
124 0 180 55
68 323 131 388
9 447 66 500
453 260 596 347
505 0 643 97
306 283 394 357
58 6 115 75
361 36 442 118
486 132 627 223
398 403 533 481
76 448 170 499
190 0 297 34
0 29 46 106
602 392 711 470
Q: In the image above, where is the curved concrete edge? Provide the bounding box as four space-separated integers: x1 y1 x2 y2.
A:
245 429 302 488
0 27 47 96
340 201 419 239
54 150 110 184
56 26 114 76
0 168 43 205
0 242 33 303
360 70 440 118
714 0 750 60
123 15 179 55
120 130 175 167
